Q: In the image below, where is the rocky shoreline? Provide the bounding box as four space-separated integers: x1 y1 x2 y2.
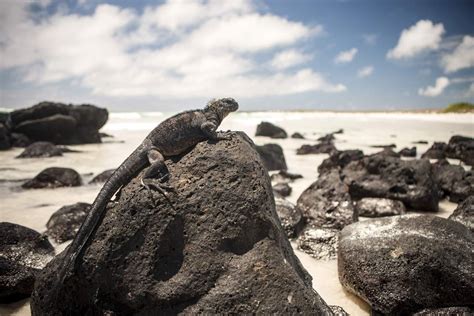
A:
0 112 473 315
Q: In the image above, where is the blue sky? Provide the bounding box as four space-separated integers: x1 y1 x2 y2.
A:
1 0 473 111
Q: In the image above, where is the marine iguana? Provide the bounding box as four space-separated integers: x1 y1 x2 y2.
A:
55 97 239 288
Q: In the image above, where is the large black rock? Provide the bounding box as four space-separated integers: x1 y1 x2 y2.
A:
16 142 64 158
0 223 54 303
432 161 474 202
31 132 333 315
0 123 10 150
318 150 364 174
255 121 288 139
355 197 406 218
338 215 474 315
10 101 108 145
255 143 287 171
447 135 474 166
46 203 92 243
22 167 82 189
296 142 337 155
297 168 357 229
344 156 439 212
448 195 473 231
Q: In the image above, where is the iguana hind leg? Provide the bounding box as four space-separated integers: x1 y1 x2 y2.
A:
140 148 174 195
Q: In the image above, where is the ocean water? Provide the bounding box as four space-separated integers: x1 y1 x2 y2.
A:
0 111 473 315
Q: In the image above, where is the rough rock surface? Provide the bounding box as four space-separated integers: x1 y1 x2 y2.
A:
22 167 82 189
89 169 115 184
31 132 333 315
297 227 339 260
0 222 54 303
16 142 64 158
318 150 364 174
0 123 10 150
273 182 292 197
372 148 400 158
274 197 305 238
399 146 416 157
297 168 357 229
270 170 303 183
255 143 287 171
255 121 288 139
355 198 406 217
10 133 31 147
412 306 473 315
448 195 473 231
296 142 337 155
432 162 474 202
447 135 474 166
421 142 448 159
46 203 92 243
338 215 474 315
10 101 108 145
291 132 304 139
344 155 439 212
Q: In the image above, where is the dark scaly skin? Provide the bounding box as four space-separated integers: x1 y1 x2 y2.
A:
54 98 239 291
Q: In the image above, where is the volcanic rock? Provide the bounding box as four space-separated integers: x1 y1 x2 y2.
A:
89 169 115 184
273 182 292 197
338 215 474 315
270 170 303 183
22 167 82 189
16 142 64 158
46 203 92 243
355 197 406 217
275 197 305 238
255 143 287 171
0 223 54 303
399 146 416 157
318 150 364 174
344 156 439 212
31 132 332 315
297 168 357 229
448 195 473 231
296 142 337 155
291 132 304 139
255 121 287 139
297 227 339 260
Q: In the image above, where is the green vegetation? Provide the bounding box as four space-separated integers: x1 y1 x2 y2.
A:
442 102 474 113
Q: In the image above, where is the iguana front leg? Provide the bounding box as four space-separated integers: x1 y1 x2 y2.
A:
201 121 230 141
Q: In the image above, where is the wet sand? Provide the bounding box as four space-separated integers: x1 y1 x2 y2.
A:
0 111 471 315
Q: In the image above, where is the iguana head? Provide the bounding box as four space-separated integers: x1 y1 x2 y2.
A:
205 98 239 119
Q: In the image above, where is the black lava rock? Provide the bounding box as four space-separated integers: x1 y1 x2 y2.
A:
273 182 292 197
16 142 64 158
338 215 474 315
297 168 357 229
31 132 333 315
89 169 115 184
297 227 339 260
22 167 82 189
46 203 92 243
448 195 473 231
256 143 287 171
0 223 54 303
355 197 406 217
399 146 416 157
255 121 288 139
275 197 305 238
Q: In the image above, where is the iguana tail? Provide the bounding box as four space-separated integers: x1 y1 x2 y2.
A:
53 146 148 294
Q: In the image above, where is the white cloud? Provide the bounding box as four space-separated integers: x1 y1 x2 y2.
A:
387 20 445 59
440 35 474 73
363 34 377 45
334 48 358 64
0 0 343 99
357 66 374 78
418 77 450 97
270 49 312 70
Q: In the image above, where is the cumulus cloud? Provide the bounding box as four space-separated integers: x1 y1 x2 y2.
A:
334 48 358 64
363 34 377 45
440 35 474 73
357 66 374 78
418 77 450 97
270 49 312 70
387 20 445 59
0 0 343 99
